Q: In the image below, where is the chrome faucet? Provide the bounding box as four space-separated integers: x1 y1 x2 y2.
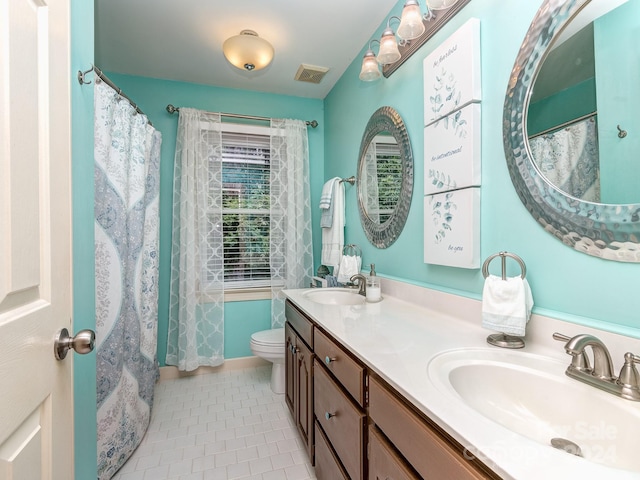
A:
554 332 640 401
563 334 615 379
350 274 367 296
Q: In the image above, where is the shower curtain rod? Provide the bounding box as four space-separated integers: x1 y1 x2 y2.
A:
528 111 596 140
165 104 319 129
78 64 152 126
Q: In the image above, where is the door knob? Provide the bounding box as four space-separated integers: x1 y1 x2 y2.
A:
54 328 96 360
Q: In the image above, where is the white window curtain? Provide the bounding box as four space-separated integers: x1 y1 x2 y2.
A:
270 119 314 328
167 111 313 370
167 108 224 371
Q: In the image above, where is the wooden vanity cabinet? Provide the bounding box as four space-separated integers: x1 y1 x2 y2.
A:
284 302 315 462
284 299 498 480
369 376 495 480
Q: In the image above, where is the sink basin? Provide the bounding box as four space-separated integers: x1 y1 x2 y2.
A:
302 288 365 305
427 348 640 472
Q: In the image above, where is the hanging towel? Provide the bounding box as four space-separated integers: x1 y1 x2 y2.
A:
321 181 345 273
325 275 339 287
320 177 341 228
481 275 534 337
336 254 362 284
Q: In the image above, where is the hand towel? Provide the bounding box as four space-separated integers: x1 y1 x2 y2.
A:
325 275 338 287
481 275 534 337
321 181 345 273
336 254 362 284
320 177 341 228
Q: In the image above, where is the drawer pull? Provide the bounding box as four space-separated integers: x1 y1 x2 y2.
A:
290 344 299 354
325 355 336 365
325 412 336 420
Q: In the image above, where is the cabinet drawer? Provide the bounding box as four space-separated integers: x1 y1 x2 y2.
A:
285 300 313 347
314 359 366 480
368 425 419 480
315 421 349 480
369 377 489 480
314 328 365 406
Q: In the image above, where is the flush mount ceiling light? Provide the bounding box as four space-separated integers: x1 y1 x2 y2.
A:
222 30 274 71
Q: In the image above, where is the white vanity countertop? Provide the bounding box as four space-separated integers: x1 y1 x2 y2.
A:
284 282 640 480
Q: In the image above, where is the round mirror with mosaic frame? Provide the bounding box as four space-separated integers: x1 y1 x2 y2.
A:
503 0 640 262
357 106 414 248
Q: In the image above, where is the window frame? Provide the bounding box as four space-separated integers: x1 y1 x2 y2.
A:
201 121 285 302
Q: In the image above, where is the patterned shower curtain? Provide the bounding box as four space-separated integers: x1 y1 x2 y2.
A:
94 79 162 480
529 116 600 202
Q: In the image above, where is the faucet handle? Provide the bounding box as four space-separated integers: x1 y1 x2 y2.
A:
617 353 640 389
552 332 591 373
552 332 570 342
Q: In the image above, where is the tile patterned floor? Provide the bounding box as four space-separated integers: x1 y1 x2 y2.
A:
112 365 316 480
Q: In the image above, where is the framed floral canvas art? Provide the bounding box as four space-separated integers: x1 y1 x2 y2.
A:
424 187 480 268
424 18 481 126
424 103 481 195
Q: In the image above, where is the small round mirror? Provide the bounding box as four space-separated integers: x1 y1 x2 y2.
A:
357 106 413 248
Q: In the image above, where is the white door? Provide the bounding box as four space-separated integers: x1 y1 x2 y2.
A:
0 0 75 478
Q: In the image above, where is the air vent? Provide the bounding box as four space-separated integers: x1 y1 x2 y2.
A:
294 64 330 84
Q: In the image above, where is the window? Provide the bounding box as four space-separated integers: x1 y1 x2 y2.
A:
205 123 277 295
370 135 402 223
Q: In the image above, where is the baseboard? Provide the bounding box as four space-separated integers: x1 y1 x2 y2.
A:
159 356 270 382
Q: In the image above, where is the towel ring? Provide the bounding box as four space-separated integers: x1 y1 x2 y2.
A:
482 251 527 350
342 244 362 257
482 251 526 280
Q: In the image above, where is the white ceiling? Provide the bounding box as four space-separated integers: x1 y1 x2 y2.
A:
95 0 399 99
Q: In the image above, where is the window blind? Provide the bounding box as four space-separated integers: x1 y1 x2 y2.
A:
218 130 273 288
375 143 402 222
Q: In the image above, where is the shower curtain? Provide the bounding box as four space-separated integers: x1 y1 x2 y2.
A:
94 79 162 480
529 117 600 202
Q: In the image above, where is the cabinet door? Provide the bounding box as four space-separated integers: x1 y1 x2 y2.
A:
369 377 489 480
296 339 314 461
285 322 297 416
369 426 419 480
315 422 349 480
315 359 366 480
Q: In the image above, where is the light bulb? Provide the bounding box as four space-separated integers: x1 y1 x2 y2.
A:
426 0 460 11
377 28 401 65
359 50 381 81
398 1 425 40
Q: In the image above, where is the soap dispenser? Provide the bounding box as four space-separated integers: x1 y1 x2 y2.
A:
366 264 381 302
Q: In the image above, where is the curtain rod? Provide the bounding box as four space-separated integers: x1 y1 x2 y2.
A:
528 111 596 140
78 64 152 126
165 104 318 129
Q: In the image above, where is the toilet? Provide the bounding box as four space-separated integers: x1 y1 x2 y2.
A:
249 328 285 394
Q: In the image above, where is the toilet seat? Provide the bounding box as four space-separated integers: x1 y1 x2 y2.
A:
250 328 284 347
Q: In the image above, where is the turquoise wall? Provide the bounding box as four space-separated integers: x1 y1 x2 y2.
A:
527 78 596 136
102 73 325 363
71 0 97 478
324 0 640 337
70 1 640 477
594 1 640 204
